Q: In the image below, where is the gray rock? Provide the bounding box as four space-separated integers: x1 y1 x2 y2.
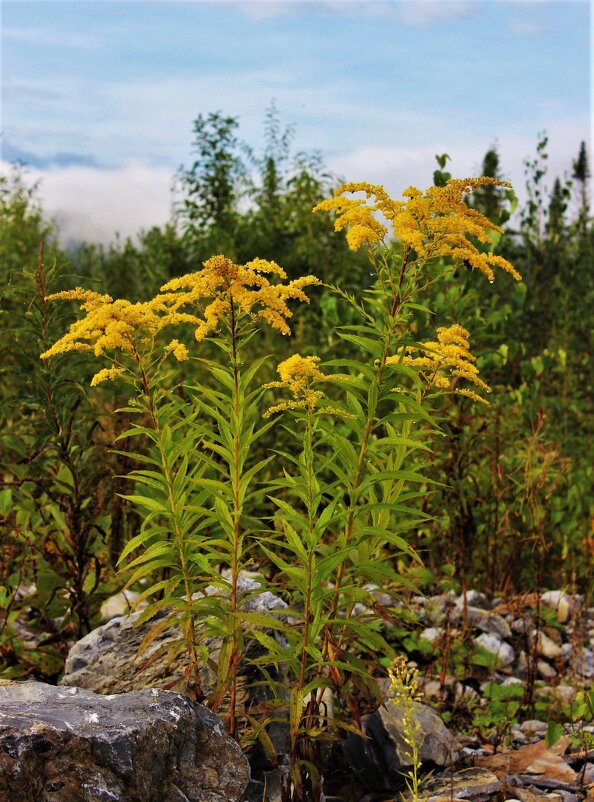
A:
578 647 594 678
456 591 493 611
555 792 579 802
425 592 459 625
519 719 548 739
0 681 249 802
343 700 459 791
580 761 594 785
465 606 512 639
61 577 287 707
511 618 532 635
561 642 573 660
474 632 515 667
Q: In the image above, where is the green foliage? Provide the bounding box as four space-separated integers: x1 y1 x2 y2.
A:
176 110 248 259
1 243 118 678
73 224 192 302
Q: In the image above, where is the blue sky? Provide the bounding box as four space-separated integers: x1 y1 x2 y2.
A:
1 0 591 243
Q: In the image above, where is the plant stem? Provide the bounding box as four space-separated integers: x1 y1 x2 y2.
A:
228 297 242 739
137 354 202 697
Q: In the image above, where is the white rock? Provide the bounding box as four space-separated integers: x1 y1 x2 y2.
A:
420 627 442 644
542 590 579 624
100 590 145 621
537 659 558 679
534 630 564 660
474 633 515 667
520 719 548 738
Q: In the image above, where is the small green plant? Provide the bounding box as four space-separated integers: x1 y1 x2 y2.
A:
472 681 523 747
1 244 116 678
389 656 425 802
545 688 594 767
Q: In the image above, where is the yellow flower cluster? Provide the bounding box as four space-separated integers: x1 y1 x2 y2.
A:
90 366 126 387
39 288 199 385
388 323 492 404
388 655 422 708
263 354 345 417
313 178 522 282
313 183 389 250
40 289 199 359
40 255 318 384
164 339 189 362
41 287 200 386
159 255 320 340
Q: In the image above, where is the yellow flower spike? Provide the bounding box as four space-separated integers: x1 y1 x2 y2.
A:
315 177 522 281
159 255 319 340
90 366 125 387
263 354 345 416
392 324 492 404
164 339 189 362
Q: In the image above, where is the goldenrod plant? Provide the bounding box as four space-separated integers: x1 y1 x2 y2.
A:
256 178 519 801
41 176 519 801
389 656 424 802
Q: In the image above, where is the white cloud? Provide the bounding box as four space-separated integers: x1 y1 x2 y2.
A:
506 17 547 36
3 117 588 248
394 0 479 26
234 0 480 23
234 1 300 20
327 117 591 208
5 162 176 245
1 25 102 49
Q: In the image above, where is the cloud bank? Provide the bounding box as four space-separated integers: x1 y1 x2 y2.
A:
6 162 176 246
6 117 588 248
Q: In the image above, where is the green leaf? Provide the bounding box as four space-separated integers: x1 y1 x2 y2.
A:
546 721 564 747
0 488 12 516
120 493 169 514
337 332 383 358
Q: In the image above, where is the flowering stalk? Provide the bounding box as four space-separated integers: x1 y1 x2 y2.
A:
389 657 424 802
308 177 520 722
264 355 347 802
156 255 319 738
40 254 319 735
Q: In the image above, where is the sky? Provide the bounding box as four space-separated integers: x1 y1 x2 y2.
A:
1 0 592 245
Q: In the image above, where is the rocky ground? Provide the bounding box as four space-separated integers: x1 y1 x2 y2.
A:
3 587 593 802
317 589 594 802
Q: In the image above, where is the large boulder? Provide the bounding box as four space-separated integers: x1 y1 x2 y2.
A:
0 681 249 802
61 578 287 710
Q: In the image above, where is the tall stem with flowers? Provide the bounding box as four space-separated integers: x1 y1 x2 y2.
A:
40 255 319 735
262 177 520 801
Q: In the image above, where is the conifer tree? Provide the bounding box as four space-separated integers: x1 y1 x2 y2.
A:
572 140 590 228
